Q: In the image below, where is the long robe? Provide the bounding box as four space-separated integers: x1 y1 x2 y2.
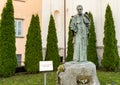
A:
70 14 90 62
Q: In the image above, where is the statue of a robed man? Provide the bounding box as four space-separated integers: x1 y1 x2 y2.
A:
70 5 90 62
57 5 100 85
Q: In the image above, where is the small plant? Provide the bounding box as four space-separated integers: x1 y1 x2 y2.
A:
57 64 65 74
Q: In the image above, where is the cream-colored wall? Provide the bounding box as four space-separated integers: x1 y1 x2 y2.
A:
0 0 42 65
42 0 65 57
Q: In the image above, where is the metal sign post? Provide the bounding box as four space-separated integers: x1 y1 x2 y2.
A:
39 61 53 85
44 72 46 85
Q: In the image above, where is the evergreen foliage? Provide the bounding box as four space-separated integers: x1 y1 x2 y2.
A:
0 0 17 77
66 19 74 61
87 12 99 67
25 15 43 73
45 15 60 71
101 4 119 71
0 20 1 26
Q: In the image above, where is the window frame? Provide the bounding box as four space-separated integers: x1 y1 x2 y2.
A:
15 19 23 37
16 54 22 67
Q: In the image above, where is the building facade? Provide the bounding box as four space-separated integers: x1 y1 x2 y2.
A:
0 0 120 66
0 0 42 66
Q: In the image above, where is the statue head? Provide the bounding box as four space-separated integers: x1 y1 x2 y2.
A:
76 5 83 15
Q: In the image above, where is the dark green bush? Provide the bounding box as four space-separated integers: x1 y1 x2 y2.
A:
45 15 60 71
66 19 74 61
0 0 17 77
25 15 43 73
87 12 99 67
102 4 119 71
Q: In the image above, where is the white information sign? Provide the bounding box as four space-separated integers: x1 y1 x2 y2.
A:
39 61 53 71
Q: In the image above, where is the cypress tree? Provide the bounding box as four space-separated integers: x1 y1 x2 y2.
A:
0 20 1 27
25 15 43 73
45 15 60 71
0 0 17 77
87 12 99 67
66 19 74 61
102 4 119 71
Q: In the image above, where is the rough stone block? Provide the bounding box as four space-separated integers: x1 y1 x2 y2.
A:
57 61 100 85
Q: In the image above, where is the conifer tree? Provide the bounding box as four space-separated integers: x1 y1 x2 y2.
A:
45 15 60 71
87 12 98 67
102 4 119 71
0 0 17 77
66 19 74 61
25 15 43 73
0 20 1 26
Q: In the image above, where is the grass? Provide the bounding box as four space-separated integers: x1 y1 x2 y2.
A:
0 71 120 85
97 71 120 85
0 72 56 85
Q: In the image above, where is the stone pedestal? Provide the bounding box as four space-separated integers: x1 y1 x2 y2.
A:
57 61 100 85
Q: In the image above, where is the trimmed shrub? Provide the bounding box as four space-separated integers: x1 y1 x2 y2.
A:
0 0 17 77
87 12 99 67
25 15 43 73
101 4 119 71
0 20 1 27
66 19 74 61
45 15 60 71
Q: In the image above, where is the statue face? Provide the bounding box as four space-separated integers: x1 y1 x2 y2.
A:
77 6 83 15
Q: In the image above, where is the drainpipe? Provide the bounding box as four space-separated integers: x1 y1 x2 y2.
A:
63 0 66 63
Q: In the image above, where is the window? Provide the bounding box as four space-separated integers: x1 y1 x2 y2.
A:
15 19 23 37
16 54 22 67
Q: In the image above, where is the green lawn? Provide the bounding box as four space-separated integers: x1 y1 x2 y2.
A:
97 71 120 85
0 71 120 85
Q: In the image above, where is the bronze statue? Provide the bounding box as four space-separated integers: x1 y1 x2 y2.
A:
70 5 90 62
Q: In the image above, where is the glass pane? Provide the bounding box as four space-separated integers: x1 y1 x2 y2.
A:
18 21 22 36
18 21 22 29
16 54 22 66
16 54 21 60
